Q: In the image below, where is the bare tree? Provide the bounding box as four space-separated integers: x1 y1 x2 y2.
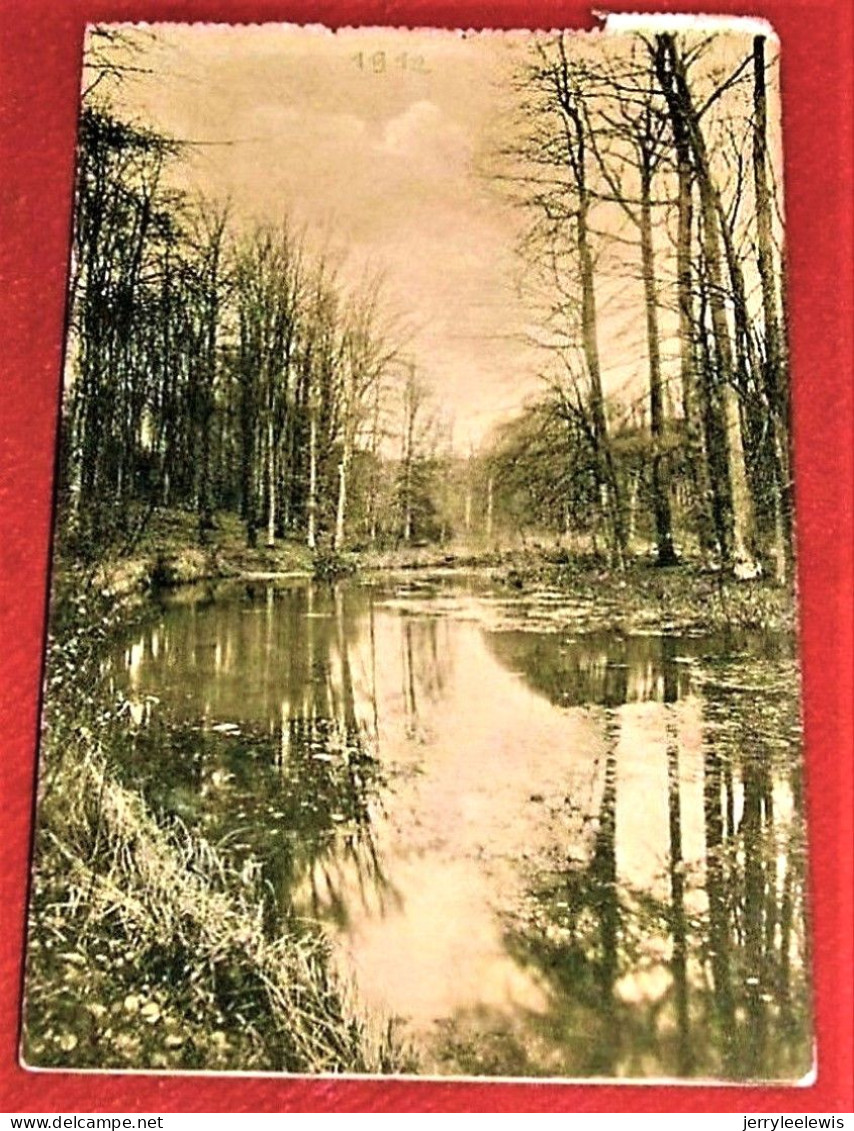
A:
654 34 757 574
511 35 630 566
333 274 399 551
398 362 431 544
233 221 306 548
752 36 792 582
584 45 678 565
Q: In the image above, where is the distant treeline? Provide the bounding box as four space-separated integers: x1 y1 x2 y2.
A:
62 96 459 557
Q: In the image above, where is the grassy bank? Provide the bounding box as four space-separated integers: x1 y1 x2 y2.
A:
77 508 796 638
489 549 797 635
83 509 314 596
24 575 409 1073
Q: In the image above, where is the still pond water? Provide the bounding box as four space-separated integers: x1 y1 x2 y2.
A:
113 573 811 1081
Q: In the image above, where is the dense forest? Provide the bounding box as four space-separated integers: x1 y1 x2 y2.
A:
62 29 792 581
491 30 790 577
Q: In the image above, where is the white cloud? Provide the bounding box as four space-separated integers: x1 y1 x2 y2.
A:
377 100 468 170
380 100 441 154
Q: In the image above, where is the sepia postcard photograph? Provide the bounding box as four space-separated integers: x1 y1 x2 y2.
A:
20 17 814 1084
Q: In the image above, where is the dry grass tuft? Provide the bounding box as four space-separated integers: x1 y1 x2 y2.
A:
27 750 408 1074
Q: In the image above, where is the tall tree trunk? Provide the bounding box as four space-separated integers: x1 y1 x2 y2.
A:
198 285 218 541
403 452 413 544
266 414 276 547
402 387 414 544
554 58 627 567
282 410 296 534
198 393 214 540
576 171 627 568
334 443 349 552
695 255 737 563
334 362 352 552
240 339 257 549
367 380 381 545
306 395 318 550
656 35 756 572
753 35 792 583
627 470 639 544
676 158 715 554
693 152 754 572
710 173 780 572
639 162 677 566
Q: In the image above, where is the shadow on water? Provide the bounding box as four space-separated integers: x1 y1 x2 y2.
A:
118 581 399 935
112 576 811 1080
480 632 811 1080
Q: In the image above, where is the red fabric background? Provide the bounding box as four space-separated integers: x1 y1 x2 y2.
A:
1 0 851 1113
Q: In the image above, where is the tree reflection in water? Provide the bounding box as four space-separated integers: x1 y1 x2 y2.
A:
116 578 810 1080
120 581 399 938
494 631 810 1080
